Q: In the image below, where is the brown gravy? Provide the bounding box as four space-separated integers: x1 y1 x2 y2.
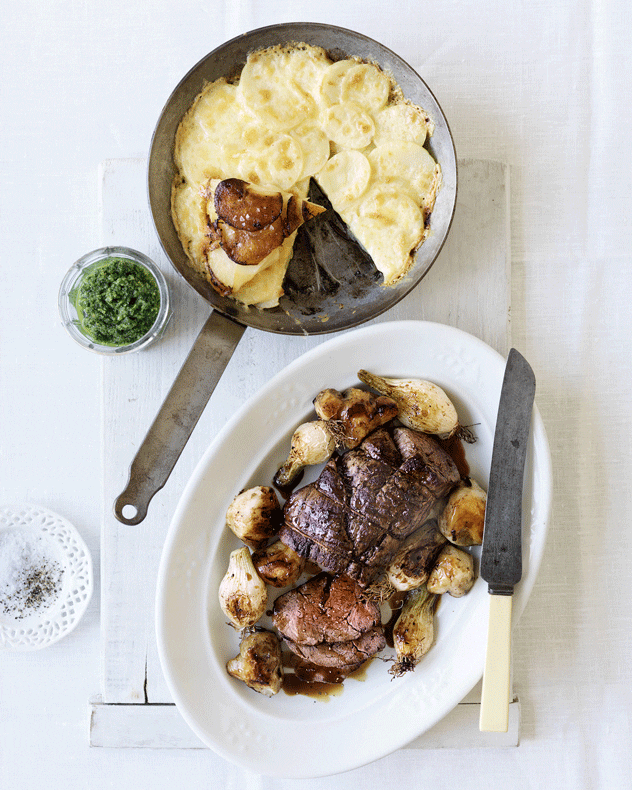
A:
281 651 373 700
282 672 345 699
437 434 470 477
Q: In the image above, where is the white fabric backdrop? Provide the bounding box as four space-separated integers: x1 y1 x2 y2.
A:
1 1 630 788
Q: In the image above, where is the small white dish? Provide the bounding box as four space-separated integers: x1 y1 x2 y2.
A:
0 504 93 651
156 320 552 777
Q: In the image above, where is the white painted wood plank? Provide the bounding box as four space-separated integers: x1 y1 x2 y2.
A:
88 696 519 749
98 157 510 742
89 697 206 749
403 699 520 749
99 158 212 704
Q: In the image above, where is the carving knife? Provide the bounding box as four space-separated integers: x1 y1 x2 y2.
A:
479 348 536 732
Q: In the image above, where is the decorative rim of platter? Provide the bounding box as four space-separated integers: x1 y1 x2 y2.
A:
0 504 93 651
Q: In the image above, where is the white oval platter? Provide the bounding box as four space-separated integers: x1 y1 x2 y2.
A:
156 320 552 777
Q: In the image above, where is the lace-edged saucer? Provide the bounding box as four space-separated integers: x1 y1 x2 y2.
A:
0 504 93 651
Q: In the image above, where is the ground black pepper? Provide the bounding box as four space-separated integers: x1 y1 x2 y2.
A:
0 530 64 620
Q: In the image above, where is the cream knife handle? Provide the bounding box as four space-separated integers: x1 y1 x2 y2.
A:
479 593 513 732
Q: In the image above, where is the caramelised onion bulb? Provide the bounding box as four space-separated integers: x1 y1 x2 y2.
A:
273 421 336 488
357 370 460 438
313 387 398 449
386 521 447 592
218 547 268 629
390 585 439 676
226 629 283 696
252 540 305 588
438 478 487 546
427 544 476 597
225 486 281 550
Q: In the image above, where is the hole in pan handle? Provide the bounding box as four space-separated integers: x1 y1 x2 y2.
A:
113 310 246 525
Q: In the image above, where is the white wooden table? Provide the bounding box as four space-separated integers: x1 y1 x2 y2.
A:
90 157 515 749
4 2 632 786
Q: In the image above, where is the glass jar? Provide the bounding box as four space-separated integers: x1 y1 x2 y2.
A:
58 246 171 355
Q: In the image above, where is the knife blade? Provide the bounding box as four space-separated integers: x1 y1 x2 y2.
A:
479 348 535 732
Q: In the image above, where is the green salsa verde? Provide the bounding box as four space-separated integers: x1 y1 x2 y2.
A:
72 257 161 346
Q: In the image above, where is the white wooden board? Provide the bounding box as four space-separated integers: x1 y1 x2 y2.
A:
89 691 520 749
94 156 511 748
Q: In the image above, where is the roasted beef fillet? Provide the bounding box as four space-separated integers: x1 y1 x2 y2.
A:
273 573 385 670
285 628 385 670
280 426 460 586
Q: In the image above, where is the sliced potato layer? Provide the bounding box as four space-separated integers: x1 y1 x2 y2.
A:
285 45 330 92
316 150 371 208
319 59 357 105
369 141 441 206
238 134 304 192
290 121 331 179
321 102 375 149
373 102 431 147
233 237 296 307
172 43 442 305
348 188 424 284
357 187 423 234
341 63 390 112
239 48 316 131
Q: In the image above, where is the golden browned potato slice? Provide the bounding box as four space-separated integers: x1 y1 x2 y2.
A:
290 120 331 179
319 59 356 105
239 48 316 131
205 179 325 282
368 141 441 207
238 134 305 192
373 102 432 147
217 218 287 266
321 102 375 150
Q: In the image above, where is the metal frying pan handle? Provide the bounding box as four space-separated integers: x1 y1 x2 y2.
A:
114 310 246 524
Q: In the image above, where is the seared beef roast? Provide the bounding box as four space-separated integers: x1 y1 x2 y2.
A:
273 573 385 670
284 628 385 669
280 426 460 586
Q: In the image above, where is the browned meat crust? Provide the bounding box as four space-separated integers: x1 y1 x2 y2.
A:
280 426 460 585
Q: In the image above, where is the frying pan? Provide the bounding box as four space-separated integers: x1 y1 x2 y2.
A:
114 22 457 524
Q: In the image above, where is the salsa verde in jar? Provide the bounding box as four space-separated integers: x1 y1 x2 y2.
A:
71 256 161 346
